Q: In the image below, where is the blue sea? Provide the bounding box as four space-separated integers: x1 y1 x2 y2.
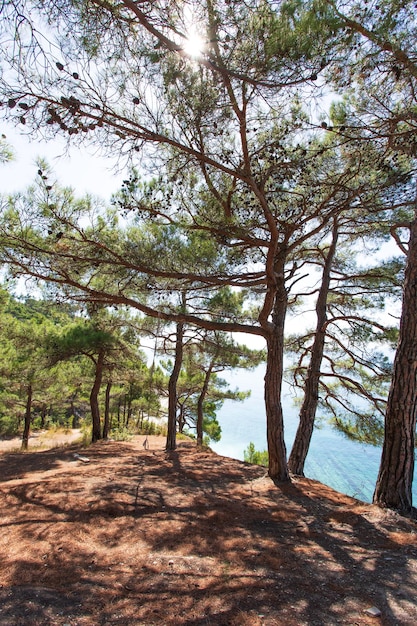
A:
211 366 417 504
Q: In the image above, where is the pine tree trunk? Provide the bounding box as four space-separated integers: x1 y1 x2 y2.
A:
178 404 185 433
70 399 78 429
126 395 132 428
265 330 289 481
117 398 121 428
288 219 338 475
258 244 290 482
90 350 104 443
373 213 417 513
102 380 112 439
21 383 33 451
166 321 184 451
196 363 214 447
263 268 290 482
40 403 47 429
122 394 127 427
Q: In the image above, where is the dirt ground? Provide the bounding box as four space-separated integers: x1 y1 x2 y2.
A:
0 434 417 626
0 430 82 453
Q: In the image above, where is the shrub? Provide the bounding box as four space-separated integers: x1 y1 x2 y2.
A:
243 442 268 467
110 426 133 441
137 419 167 437
0 414 19 437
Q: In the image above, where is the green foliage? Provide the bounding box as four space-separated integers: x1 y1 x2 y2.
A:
266 0 343 63
79 420 92 447
136 419 167 437
329 100 349 126
206 288 246 323
0 414 19 437
109 426 133 441
243 442 269 467
0 286 156 440
46 323 116 363
0 137 13 164
202 414 222 443
331 414 385 447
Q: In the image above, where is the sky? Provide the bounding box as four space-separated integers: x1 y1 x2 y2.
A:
0 122 123 200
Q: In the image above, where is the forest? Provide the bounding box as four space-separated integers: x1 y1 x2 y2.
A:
0 0 416 514
0 287 259 447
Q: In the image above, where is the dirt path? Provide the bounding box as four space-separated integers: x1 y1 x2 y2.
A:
0 436 416 625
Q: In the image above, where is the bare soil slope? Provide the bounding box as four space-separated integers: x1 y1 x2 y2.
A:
0 436 416 625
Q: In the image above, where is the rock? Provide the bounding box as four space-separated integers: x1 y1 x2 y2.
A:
365 606 382 617
73 453 90 463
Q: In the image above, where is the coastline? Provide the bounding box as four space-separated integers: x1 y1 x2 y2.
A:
211 365 417 504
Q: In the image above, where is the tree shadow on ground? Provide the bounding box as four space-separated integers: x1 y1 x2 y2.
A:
1 438 416 625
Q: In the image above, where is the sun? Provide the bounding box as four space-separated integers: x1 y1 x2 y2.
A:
183 31 205 57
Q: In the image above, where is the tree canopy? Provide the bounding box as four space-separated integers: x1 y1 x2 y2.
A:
1 0 417 511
